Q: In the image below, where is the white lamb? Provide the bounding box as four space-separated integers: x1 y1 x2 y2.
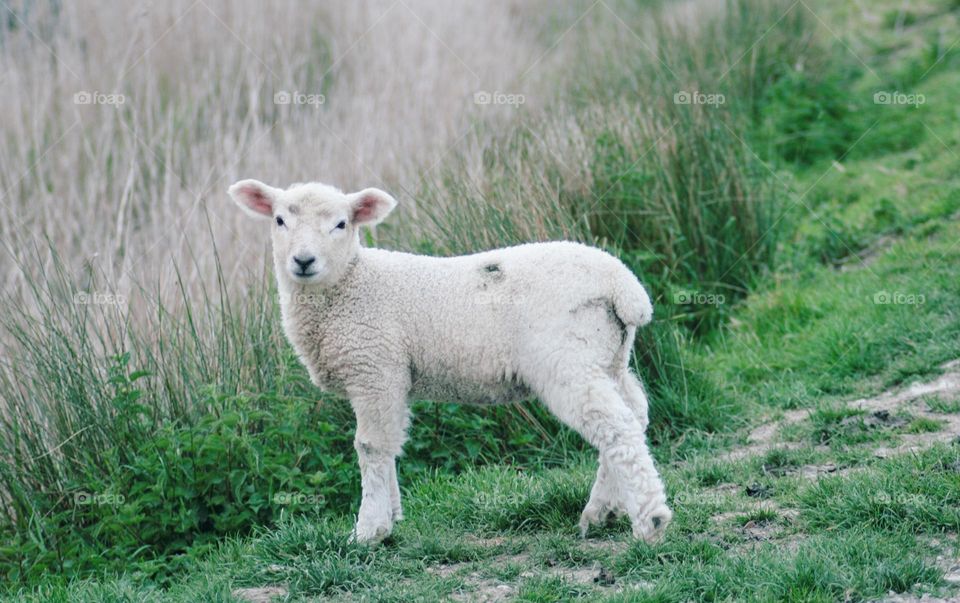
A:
228 179 672 544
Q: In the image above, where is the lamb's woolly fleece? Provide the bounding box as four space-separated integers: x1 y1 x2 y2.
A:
282 242 651 404
229 180 672 544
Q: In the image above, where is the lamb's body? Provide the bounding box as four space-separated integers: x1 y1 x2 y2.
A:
229 179 672 544
282 242 650 406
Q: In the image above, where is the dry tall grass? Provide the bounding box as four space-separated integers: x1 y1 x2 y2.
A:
0 0 600 304
0 0 797 406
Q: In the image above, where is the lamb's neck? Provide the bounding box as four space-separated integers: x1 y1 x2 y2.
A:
276 254 363 319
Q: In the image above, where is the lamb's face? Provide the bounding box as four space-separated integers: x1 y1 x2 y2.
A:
229 179 397 287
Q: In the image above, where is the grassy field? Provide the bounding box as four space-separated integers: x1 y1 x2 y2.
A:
3 0 960 601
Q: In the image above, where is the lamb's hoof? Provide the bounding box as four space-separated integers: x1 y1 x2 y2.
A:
350 521 392 545
632 503 672 544
578 504 613 538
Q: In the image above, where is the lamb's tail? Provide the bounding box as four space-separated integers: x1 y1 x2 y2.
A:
611 265 653 328
611 267 652 372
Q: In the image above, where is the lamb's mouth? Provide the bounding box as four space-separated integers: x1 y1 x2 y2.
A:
292 270 319 280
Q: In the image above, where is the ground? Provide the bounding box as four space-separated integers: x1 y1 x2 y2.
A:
220 364 960 602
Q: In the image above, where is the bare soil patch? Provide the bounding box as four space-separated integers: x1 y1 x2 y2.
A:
725 360 960 463
232 586 288 603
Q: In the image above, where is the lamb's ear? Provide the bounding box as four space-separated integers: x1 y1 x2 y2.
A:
228 179 281 219
347 188 397 226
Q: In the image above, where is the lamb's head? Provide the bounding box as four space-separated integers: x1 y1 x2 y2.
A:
229 179 397 287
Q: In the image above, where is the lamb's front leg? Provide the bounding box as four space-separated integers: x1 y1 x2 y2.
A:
388 460 403 521
350 389 409 544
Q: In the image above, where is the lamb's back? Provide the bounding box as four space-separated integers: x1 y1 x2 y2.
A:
350 242 646 390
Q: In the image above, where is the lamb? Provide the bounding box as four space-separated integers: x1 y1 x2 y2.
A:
228 179 672 544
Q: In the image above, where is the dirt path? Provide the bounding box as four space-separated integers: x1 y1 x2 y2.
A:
709 360 960 603
726 360 960 463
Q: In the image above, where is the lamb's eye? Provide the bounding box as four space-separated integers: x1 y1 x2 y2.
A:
335 220 346 230
275 216 285 227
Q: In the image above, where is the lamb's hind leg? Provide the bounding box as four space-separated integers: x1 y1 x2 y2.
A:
579 457 623 537
542 377 671 543
619 371 650 431
580 371 654 535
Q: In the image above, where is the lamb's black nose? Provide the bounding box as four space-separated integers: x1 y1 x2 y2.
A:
293 255 316 271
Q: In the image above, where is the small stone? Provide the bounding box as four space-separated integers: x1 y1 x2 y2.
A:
943 563 960 583
594 566 616 586
746 483 772 498
866 410 908 428
761 462 789 477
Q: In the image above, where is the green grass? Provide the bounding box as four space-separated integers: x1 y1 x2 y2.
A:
700 225 960 411
906 417 946 434
13 446 957 601
926 396 960 414
796 446 960 534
